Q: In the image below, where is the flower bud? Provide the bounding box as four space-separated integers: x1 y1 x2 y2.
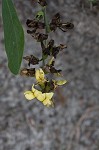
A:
56 80 67 86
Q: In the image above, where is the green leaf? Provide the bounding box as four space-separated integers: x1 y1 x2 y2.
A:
2 0 24 75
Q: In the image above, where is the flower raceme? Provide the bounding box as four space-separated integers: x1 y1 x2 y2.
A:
19 0 74 108
24 84 54 107
24 68 67 107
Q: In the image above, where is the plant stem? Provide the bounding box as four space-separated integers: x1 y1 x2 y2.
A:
42 6 49 66
43 7 49 38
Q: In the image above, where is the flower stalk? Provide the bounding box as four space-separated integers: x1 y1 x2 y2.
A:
21 0 74 107
42 6 49 66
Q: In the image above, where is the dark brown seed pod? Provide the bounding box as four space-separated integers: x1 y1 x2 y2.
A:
51 13 60 24
59 22 74 32
43 47 50 55
27 29 36 34
49 66 62 74
41 42 50 55
20 68 35 77
59 44 67 50
23 55 39 66
47 39 54 49
50 23 57 31
61 22 74 29
38 0 47 6
52 47 60 58
41 40 55 56
50 13 61 31
50 13 74 32
34 33 48 41
26 19 38 28
28 32 48 41
26 19 45 30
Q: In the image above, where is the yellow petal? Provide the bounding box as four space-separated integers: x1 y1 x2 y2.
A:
37 92 54 105
43 99 53 107
56 80 67 86
32 84 36 92
24 91 35 100
42 92 54 107
32 84 42 95
37 93 45 102
39 68 45 78
35 68 45 83
32 84 43 99
34 89 42 97
45 92 54 99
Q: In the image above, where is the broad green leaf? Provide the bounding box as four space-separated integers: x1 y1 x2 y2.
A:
2 0 24 75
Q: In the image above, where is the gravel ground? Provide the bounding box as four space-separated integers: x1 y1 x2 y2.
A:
0 0 99 150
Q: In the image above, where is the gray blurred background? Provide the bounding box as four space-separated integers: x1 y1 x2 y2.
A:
0 0 99 150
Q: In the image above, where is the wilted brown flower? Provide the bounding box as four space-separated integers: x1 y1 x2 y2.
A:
41 40 54 56
20 68 35 77
26 19 45 30
23 55 39 66
59 44 67 50
35 33 48 41
49 66 62 74
38 0 47 6
43 80 55 92
41 42 50 55
50 13 74 32
52 44 67 58
41 39 66 58
51 47 60 58
59 22 74 32
27 31 48 42
47 39 54 49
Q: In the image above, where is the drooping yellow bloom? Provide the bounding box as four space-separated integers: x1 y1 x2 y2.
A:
24 84 54 107
37 92 54 107
24 84 42 100
35 68 46 83
42 93 54 107
24 91 35 100
32 84 42 97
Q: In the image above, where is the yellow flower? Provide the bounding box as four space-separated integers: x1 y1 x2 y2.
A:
35 68 46 83
42 93 54 107
24 84 54 107
24 84 42 101
24 91 35 100
37 92 54 107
